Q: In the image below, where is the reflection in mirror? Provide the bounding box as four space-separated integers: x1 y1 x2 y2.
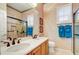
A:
7 16 27 38
26 15 34 36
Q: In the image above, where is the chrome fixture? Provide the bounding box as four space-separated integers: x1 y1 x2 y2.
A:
33 34 38 39
17 39 21 44
12 38 17 45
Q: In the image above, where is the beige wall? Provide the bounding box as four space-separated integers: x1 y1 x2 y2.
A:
44 4 57 42
36 4 44 18
44 3 73 50
0 3 6 10
7 7 22 19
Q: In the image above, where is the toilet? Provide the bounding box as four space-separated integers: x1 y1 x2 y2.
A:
48 41 55 54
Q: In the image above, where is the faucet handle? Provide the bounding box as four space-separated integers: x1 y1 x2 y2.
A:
4 42 10 47
17 39 21 44
1 41 10 47
7 37 12 41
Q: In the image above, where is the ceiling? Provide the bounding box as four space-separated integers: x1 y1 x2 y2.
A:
7 3 36 12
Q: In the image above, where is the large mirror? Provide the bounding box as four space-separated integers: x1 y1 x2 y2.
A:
7 16 27 38
7 3 39 39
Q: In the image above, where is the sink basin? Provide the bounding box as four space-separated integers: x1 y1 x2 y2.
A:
6 43 30 52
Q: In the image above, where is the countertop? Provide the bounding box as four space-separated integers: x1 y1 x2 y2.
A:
1 37 48 55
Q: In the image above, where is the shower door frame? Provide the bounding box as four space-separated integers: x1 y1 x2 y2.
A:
73 8 79 55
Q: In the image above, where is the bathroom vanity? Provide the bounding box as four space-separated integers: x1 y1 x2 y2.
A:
27 39 48 55
1 37 48 55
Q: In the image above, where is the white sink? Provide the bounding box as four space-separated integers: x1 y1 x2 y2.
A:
6 43 30 52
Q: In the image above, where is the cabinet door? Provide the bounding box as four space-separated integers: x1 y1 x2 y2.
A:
27 40 48 55
41 42 46 55
32 46 41 55
45 40 49 55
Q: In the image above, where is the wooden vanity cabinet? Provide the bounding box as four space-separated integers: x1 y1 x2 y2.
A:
45 40 49 55
32 46 41 55
27 40 48 55
41 40 48 55
27 52 32 55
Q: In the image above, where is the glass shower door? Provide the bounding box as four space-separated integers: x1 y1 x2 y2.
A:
74 9 79 55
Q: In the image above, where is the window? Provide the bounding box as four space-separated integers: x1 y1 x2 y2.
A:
57 4 72 23
26 15 34 36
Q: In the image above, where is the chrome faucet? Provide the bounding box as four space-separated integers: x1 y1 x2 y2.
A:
33 35 38 39
12 38 21 45
12 38 17 45
0 37 21 47
17 39 21 44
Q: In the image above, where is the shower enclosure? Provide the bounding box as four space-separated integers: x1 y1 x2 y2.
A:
73 8 79 55
57 3 79 55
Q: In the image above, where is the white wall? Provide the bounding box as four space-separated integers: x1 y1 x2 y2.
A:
0 3 7 41
0 3 6 54
44 5 57 42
